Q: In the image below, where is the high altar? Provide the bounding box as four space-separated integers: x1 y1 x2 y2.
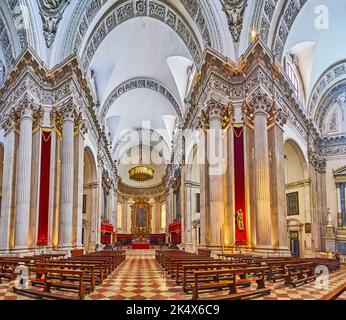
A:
131 200 152 249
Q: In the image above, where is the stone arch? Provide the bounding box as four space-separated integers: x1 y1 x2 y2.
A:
254 0 308 61
0 7 18 73
83 146 98 253
184 143 200 250
101 78 183 122
284 139 311 257
59 0 220 66
114 127 171 164
314 80 346 132
284 139 309 182
74 0 212 71
308 60 346 118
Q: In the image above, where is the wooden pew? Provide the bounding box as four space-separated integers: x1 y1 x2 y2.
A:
181 263 249 293
320 283 346 300
56 260 105 284
34 262 96 292
198 249 211 257
284 263 316 287
0 261 19 283
191 267 270 300
13 268 85 300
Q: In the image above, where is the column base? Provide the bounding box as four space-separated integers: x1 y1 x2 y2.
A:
181 242 194 253
252 245 291 257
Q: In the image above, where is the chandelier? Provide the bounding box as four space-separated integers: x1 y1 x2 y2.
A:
129 166 154 182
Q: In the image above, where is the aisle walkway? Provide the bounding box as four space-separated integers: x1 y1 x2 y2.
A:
1 255 346 300
87 255 188 300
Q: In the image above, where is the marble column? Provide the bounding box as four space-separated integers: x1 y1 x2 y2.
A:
14 103 35 249
340 183 346 227
268 112 289 251
0 112 18 251
184 185 192 245
59 104 75 248
336 183 343 227
208 105 225 247
73 120 87 248
248 91 272 247
197 126 209 247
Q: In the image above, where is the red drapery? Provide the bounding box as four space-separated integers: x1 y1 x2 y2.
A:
37 131 52 245
234 127 247 245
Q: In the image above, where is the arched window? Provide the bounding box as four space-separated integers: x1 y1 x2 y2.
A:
286 61 299 96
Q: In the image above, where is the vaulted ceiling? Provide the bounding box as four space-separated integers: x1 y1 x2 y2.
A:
1 0 346 169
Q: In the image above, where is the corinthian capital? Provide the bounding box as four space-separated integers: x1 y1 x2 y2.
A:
75 112 88 136
59 99 77 122
244 88 273 122
16 95 37 120
206 98 234 128
272 105 289 128
1 109 18 135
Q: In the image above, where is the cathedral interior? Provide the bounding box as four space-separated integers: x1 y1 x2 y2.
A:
0 0 345 302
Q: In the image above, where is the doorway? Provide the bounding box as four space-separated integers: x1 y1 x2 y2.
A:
290 231 300 257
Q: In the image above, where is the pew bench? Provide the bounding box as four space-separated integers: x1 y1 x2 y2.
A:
181 263 249 293
34 262 96 292
284 263 316 287
13 268 86 300
190 267 268 300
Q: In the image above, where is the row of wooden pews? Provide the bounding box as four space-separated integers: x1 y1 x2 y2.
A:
156 250 341 300
156 250 271 300
0 250 126 300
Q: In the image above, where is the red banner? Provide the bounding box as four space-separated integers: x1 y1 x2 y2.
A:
168 221 182 233
101 221 114 233
37 131 52 245
234 127 247 245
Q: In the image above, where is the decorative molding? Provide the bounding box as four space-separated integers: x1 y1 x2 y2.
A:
118 180 165 197
78 0 205 71
38 0 71 48
0 14 15 69
220 0 247 42
308 61 346 117
101 78 182 121
5 0 28 49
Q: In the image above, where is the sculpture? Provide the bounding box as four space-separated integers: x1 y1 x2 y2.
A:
220 0 248 42
38 0 70 48
236 209 245 231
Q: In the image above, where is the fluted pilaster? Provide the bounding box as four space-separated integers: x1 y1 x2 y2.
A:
14 97 36 248
59 101 76 248
207 99 226 247
247 89 272 247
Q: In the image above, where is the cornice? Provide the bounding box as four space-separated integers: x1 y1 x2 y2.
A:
0 47 115 174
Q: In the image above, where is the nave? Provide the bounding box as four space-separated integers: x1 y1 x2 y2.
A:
0 252 346 301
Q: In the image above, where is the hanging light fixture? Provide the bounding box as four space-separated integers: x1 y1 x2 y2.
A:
129 138 154 182
129 166 154 182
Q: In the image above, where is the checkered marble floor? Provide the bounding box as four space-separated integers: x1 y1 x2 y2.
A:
1 255 346 300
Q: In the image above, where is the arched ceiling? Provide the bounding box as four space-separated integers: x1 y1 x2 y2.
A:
283 0 346 98
1 0 346 166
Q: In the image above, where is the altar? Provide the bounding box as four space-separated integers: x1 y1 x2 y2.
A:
132 242 150 250
130 200 152 250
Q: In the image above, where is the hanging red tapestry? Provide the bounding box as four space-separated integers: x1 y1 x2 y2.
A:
233 127 247 245
37 131 52 245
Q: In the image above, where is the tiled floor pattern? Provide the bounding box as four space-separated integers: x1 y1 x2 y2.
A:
1 255 346 300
